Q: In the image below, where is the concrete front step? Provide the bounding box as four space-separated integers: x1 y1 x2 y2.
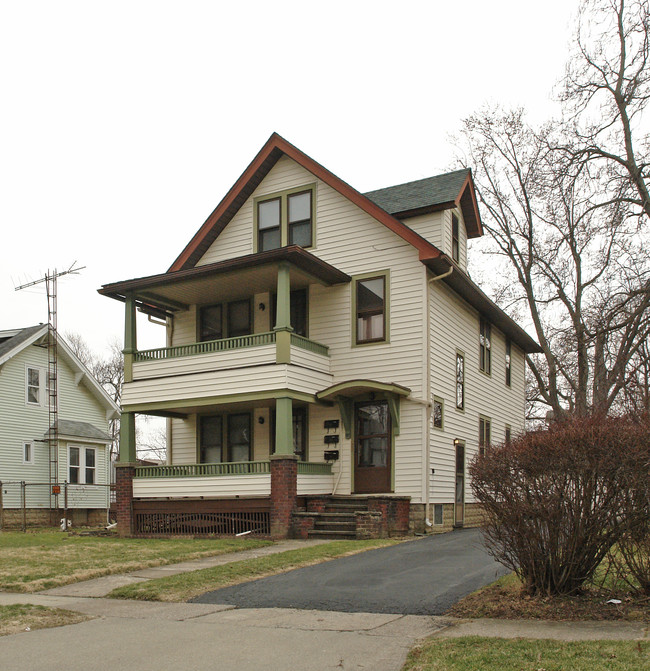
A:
307 529 357 539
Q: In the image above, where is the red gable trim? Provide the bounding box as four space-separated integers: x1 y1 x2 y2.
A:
169 133 443 272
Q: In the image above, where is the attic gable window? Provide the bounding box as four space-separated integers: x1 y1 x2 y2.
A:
452 213 460 263
255 185 315 252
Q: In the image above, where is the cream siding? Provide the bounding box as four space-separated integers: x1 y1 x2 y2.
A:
403 212 444 248
0 342 112 509
427 279 526 504
133 475 271 498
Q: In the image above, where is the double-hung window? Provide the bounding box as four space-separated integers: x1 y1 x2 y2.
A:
26 367 40 405
23 442 34 464
199 413 251 463
69 446 96 484
479 416 491 457
256 186 315 252
355 274 387 345
452 214 460 263
479 318 491 375
199 299 251 342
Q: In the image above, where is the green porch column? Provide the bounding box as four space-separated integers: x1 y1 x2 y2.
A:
274 262 292 364
123 293 137 383
274 396 294 455
119 411 136 463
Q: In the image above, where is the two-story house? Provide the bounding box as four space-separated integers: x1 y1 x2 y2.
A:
100 133 540 538
0 325 120 526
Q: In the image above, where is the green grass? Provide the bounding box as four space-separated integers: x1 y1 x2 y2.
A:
0 604 90 636
109 538 399 602
0 529 271 592
403 636 650 671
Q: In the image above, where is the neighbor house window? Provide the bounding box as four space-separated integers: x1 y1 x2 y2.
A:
199 299 251 342
456 352 465 410
505 338 512 387
199 413 251 463
479 416 491 457
23 442 34 465
452 213 460 263
479 318 491 374
433 397 444 429
256 185 315 252
69 446 96 484
26 367 40 405
355 274 387 344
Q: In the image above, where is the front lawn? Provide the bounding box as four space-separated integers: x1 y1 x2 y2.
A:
0 529 271 592
403 636 649 671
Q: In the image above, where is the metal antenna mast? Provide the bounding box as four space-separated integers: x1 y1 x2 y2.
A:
16 262 85 520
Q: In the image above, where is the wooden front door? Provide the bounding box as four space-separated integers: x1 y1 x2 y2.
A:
354 401 391 493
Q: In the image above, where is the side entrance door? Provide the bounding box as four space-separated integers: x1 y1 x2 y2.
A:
354 400 391 493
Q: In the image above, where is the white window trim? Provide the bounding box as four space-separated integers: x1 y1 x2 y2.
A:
68 445 97 485
22 441 34 465
25 365 43 406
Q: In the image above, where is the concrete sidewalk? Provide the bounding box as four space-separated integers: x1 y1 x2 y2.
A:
38 537 330 598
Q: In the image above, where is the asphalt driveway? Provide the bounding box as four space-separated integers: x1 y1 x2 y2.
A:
191 527 508 615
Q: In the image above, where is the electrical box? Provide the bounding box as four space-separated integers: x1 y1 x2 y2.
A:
324 434 339 444
324 450 340 461
324 419 339 429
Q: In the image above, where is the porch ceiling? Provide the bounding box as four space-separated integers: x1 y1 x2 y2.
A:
99 246 351 316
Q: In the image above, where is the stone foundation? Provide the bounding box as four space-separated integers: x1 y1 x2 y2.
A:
409 502 485 534
0 507 110 528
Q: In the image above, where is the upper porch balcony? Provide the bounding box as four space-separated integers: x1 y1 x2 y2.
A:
99 247 351 411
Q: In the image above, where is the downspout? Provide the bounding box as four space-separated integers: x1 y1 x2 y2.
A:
425 265 454 528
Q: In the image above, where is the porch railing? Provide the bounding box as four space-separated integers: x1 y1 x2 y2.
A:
133 331 329 362
134 332 276 362
134 461 271 478
134 461 333 478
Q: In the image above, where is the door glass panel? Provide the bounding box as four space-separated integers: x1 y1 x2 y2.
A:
356 402 389 467
358 436 388 467
228 414 250 462
200 416 223 463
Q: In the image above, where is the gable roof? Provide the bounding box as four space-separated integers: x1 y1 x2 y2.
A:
169 133 449 272
0 325 120 418
363 169 482 238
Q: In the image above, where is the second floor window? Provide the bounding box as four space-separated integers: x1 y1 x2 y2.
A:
505 338 512 387
199 299 251 342
355 275 386 344
479 318 491 374
256 187 314 252
27 367 40 404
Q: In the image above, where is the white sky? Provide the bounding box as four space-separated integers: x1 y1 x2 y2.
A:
1 0 578 356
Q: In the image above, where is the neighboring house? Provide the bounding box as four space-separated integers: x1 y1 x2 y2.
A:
0 325 120 526
100 133 541 538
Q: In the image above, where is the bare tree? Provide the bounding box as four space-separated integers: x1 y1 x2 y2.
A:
456 108 650 419
560 0 650 222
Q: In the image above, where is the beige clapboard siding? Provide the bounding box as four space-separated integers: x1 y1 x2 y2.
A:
403 212 444 248
132 345 277 380
0 343 111 508
133 475 271 498
170 415 197 464
171 306 198 347
393 401 426 502
297 474 335 495
123 364 333 407
428 280 526 503
288 347 331 374
308 403 349 493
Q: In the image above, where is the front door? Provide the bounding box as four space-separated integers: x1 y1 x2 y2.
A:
454 442 465 526
354 401 391 493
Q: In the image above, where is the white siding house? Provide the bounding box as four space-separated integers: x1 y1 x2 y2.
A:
0 325 120 525
100 133 540 538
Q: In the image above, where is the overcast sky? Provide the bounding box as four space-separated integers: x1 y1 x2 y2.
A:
1 0 579 356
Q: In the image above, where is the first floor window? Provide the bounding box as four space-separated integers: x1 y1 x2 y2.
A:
23 442 33 464
433 397 444 429
356 275 386 344
456 353 465 410
27 367 40 404
479 416 491 457
200 413 251 463
69 447 96 484
271 406 307 460
505 425 512 444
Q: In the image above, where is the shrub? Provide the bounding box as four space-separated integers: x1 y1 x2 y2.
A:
470 415 650 596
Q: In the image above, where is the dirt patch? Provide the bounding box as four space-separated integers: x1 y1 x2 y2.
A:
447 574 650 622
0 605 90 637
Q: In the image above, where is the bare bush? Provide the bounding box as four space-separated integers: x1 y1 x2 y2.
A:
470 415 650 596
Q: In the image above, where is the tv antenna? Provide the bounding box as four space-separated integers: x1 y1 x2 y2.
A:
15 262 85 520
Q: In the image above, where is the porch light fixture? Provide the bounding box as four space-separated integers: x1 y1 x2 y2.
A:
258 416 265 424
258 302 266 311
454 438 460 446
